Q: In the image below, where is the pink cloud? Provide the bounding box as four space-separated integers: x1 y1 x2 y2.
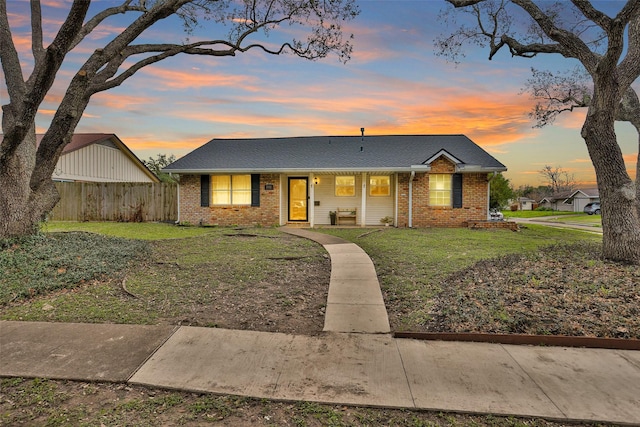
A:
140 67 260 91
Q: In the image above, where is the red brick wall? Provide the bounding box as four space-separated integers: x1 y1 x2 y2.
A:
179 164 489 228
396 158 489 227
179 174 280 226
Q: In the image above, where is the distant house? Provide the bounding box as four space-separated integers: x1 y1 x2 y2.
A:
539 188 599 212
163 134 507 228
39 133 159 183
515 197 536 211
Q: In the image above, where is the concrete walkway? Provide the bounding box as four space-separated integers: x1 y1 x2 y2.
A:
1 228 639 425
281 227 390 333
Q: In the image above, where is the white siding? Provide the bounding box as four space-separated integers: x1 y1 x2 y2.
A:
310 174 394 225
364 176 394 225
53 144 154 183
312 174 361 225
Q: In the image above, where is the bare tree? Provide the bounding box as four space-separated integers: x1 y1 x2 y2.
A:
539 165 576 194
1 0 358 239
522 67 640 208
436 0 640 264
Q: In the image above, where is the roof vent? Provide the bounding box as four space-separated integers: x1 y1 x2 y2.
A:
360 127 364 151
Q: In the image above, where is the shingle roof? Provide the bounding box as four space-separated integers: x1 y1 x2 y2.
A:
163 134 506 173
36 133 114 154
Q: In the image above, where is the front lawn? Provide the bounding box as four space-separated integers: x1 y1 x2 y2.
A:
4 221 637 340
2 221 636 427
501 210 578 219
314 226 622 334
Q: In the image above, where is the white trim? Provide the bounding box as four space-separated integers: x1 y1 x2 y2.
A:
423 149 462 165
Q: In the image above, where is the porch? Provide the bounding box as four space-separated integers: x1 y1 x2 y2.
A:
281 173 396 228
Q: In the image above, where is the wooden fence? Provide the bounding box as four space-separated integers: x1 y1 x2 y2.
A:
50 182 177 222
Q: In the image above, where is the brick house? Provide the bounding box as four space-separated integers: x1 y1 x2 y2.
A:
163 134 506 227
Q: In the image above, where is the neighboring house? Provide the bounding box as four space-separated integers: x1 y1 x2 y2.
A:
517 197 536 211
568 188 600 212
539 188 599 212
39 133 159 183
163 134 507 228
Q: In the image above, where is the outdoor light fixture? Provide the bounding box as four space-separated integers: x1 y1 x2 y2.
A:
314 177 320 185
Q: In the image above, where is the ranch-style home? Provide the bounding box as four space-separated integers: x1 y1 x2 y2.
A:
163 134 507 228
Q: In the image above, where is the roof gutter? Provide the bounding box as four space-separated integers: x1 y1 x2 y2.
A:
161 166 436 174
162 165 507 175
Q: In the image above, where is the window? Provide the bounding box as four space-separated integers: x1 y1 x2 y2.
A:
429 174 452 206
370 175 390 196
211 174 251 205
335 176 355 197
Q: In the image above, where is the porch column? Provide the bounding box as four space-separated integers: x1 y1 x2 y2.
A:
394 173 398 227
309 173 315 227
361 172 367 227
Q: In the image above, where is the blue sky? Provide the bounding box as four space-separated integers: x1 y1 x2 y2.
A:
2 0 638 187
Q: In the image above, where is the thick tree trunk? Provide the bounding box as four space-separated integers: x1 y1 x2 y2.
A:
582 108 640 264
618 87 640 219
0 130 60 239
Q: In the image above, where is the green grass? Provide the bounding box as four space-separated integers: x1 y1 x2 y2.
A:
0 232 149 306
501 210 577 218
546 214 602 227
41 221 216 240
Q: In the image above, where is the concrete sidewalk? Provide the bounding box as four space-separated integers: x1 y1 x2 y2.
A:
1 227 639 425
2 321 639 424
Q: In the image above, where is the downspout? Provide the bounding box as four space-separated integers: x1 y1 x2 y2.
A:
408 171 415 228
487 172 497 219
174 175 180 224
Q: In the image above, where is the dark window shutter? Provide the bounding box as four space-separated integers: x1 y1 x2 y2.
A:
200 175 210 207
452 173 463 208
251 174 260 207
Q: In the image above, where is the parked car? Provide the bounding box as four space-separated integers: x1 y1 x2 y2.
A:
489 208 504 221
584 202 601 215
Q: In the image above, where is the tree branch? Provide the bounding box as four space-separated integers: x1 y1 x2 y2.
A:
69 0 148 50
500 35 568 57
19 0 90 125
447 0 484 6
570 0 612 31
89 42 237 93
0 0 26 100
511 0 598 71
618 12 640 91
30 0 44 64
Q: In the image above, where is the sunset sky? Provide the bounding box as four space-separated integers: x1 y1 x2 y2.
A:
2 0 638 188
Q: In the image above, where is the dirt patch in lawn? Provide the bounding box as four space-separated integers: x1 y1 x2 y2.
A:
422 242 640 339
